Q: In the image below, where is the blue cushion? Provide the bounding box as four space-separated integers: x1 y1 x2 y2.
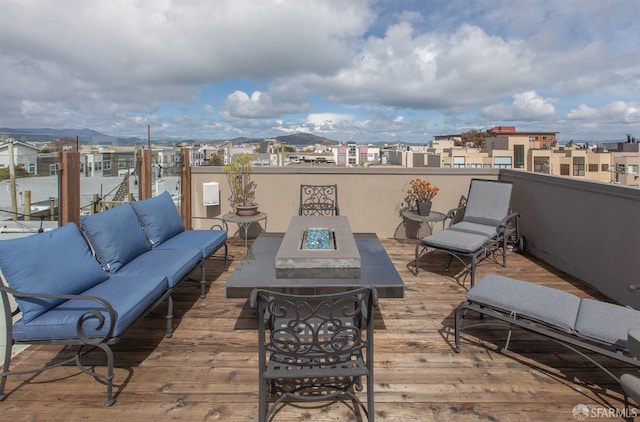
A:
0 223 108 323
155 230 227 259
80 204 151 272
115 248 201 288
12 274 168 341
130 192 185 246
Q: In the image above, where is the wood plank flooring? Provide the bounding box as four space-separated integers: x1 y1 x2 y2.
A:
1 237 638 421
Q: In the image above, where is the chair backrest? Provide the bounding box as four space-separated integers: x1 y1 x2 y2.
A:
251 287 377 365
299 184 339 216
462 179 513 227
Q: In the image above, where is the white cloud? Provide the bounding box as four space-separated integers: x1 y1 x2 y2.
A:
482 91 556 121
224 90 308 118
0 0 639 141
567 101 640 123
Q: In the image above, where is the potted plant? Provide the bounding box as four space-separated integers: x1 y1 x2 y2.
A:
224 153 258 216
405 178 439 216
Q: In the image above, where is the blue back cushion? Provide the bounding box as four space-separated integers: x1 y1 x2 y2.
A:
80 204 151 272
0 223 108 323
130 191 185 246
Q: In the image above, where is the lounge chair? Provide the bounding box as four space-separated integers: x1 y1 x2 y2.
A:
454 274 640 382
414 179 519 286
250 287 377 422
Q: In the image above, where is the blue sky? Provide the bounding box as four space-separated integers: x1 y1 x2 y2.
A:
1 0 639 143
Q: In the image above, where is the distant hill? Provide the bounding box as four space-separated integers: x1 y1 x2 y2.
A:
0 127 132 145
1 128 340 147
220 133 339 147
275 133 338 146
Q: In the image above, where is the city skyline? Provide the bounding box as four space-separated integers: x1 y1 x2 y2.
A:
1 0 639 143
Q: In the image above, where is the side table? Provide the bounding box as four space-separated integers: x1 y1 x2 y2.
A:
401 209 447 239
222 211 268 251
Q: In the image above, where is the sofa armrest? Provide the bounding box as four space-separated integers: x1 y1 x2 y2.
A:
189 216 229 232
0 284 117 344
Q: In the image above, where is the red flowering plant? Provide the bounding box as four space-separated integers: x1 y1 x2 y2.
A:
404 178 439 209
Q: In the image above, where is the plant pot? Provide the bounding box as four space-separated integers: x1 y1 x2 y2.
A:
417 201 432 216
235 204 259 216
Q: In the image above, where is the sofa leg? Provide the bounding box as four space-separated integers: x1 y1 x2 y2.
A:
165 296 174 338
200 264 207 299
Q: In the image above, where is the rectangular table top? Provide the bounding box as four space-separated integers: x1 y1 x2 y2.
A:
225 232 405 298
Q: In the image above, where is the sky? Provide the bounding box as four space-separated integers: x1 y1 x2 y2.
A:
1 0 639 144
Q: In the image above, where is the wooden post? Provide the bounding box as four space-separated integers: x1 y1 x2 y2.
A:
24 191 31 221
8 141 17 221
59 151 80 226
139 148 152 200
181 148 192 230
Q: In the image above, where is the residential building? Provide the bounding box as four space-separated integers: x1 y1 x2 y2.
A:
0 140 40 174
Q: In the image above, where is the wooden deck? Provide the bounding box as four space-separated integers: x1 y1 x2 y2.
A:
1 237 637 421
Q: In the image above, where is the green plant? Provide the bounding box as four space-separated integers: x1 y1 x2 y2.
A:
223 153 256 208
404 178 439 208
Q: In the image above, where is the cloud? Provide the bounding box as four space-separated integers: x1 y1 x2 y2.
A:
224 90 308 118
0 0 639 141
566 101 640 123
482 91 556 121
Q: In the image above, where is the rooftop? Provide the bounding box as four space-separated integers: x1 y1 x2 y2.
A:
1 167 639 420
0 237 634 420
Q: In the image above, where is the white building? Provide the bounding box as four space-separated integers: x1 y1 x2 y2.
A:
0 140 40 174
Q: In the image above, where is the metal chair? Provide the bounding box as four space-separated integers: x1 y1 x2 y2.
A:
414 179 520 286
299 184 339 216
250 287 377 422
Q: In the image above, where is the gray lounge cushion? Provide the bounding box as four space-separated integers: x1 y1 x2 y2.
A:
464 180 512 227
574 298 640 348
80 204 151 272
0 223 109 323
130 191 185 246
421 222 494 253
467 274 581 332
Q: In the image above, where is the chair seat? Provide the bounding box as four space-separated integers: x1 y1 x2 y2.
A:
266 353 368 379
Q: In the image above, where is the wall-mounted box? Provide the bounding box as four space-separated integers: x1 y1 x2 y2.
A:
202 182 220 206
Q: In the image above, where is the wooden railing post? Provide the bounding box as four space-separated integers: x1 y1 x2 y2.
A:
139 148 152 200
24 191 31 221
59 151 80 226
181 148 192 230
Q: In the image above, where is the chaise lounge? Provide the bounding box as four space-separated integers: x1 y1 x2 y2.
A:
414 179 519 287
454 274 640 381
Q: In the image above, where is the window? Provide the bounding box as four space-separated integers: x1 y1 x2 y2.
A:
627 165 639 174
560 164 570 175
95 161 102 171
103 160 111 170
573 164 585 176
453 156 465 168
49 164 58 175
28 163 36 173
529 136 538 141
514 145 525 168
494 156 512 169
542 136 554 141
588 164 598 172
601 164 609 172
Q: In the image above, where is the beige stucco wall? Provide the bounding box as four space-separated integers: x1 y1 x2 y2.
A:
190 166 499 238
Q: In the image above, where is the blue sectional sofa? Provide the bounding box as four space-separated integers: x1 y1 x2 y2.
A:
0 192 227 405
